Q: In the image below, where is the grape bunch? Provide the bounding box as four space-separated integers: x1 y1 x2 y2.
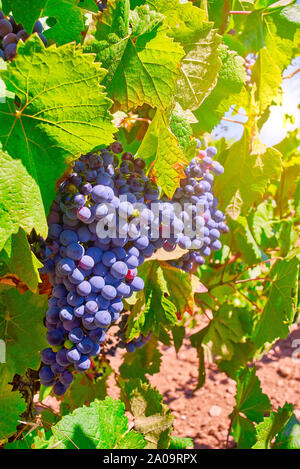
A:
38 144 163 395
162 142 229 273
0 11 47 61
37 139 227 395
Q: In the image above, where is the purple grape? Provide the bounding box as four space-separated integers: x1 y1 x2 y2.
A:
94 310 112 328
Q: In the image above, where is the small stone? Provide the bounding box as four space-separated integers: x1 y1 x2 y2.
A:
209 405 222 417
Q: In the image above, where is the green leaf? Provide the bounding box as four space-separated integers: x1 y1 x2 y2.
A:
194 45 248 133
50 397 146 449
126 260 193 339
0 288 48 381
120 337 162 380
137 110 188 198
190 305 250 388
0 389 26 441
252 34 297 114
176 26 222 111
123 379 174 449
2 0 87 42
170 111 193 152
169 435 194 449
228 217 262 265
231 367 271 448
253 257 299 349
1 0 47 33
189 326 208 390
4 428 53 449
44 0 87 45
249 201 277 250
87 0 184 111
276 155 300 216
214 129 282 219
275 413 300 449
253 402 294 449
0 36 115 215
172 325 185 354
200 305 248 361
0 229 42 292
77 0 99 12
146 0 208 46
63 358 113 411
0 149 48 251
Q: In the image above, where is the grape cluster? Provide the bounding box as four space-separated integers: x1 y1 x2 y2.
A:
37 140 227 395
38 144 162 395
168 142 229 273
0 11 47 61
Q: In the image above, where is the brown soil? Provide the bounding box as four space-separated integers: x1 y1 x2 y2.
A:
37 323 300 449
105 323 300 449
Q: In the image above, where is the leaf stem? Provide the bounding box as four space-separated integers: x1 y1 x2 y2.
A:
229 10 252 14
282 67 300 80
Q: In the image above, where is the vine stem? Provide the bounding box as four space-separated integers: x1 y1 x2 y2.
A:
222 117 246 125
229 10 251 14
226 410 237 448
282 67 300 80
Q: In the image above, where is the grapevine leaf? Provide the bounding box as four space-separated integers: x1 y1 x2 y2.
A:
2 0 87 43
276 156 300 216
0 149 47 250
0 36 115 215
0 288 48 381
200 305 247 361
4 428 53 449
50 397 146 449
231 367 271 448
120 337 162 380
170 111 193 152
146 0 208 46
228 217 262 265
189 326 208 390
126 260 193 339
1 0 47 33
0 389 26 441
0 228 42 292
249 201 277 250
168 435 194 449
44 0 87 45
194 45 248 133
172 325 185 354
214 128 282 219
253 257 299 349
253 403 294 449
275 413 300 449
86 0 184 111
63 358 113 412
137 110 188 198
176 26 222 111
252 34 297 114
77 0 99 13
123 379 174 449
190 306 249 390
